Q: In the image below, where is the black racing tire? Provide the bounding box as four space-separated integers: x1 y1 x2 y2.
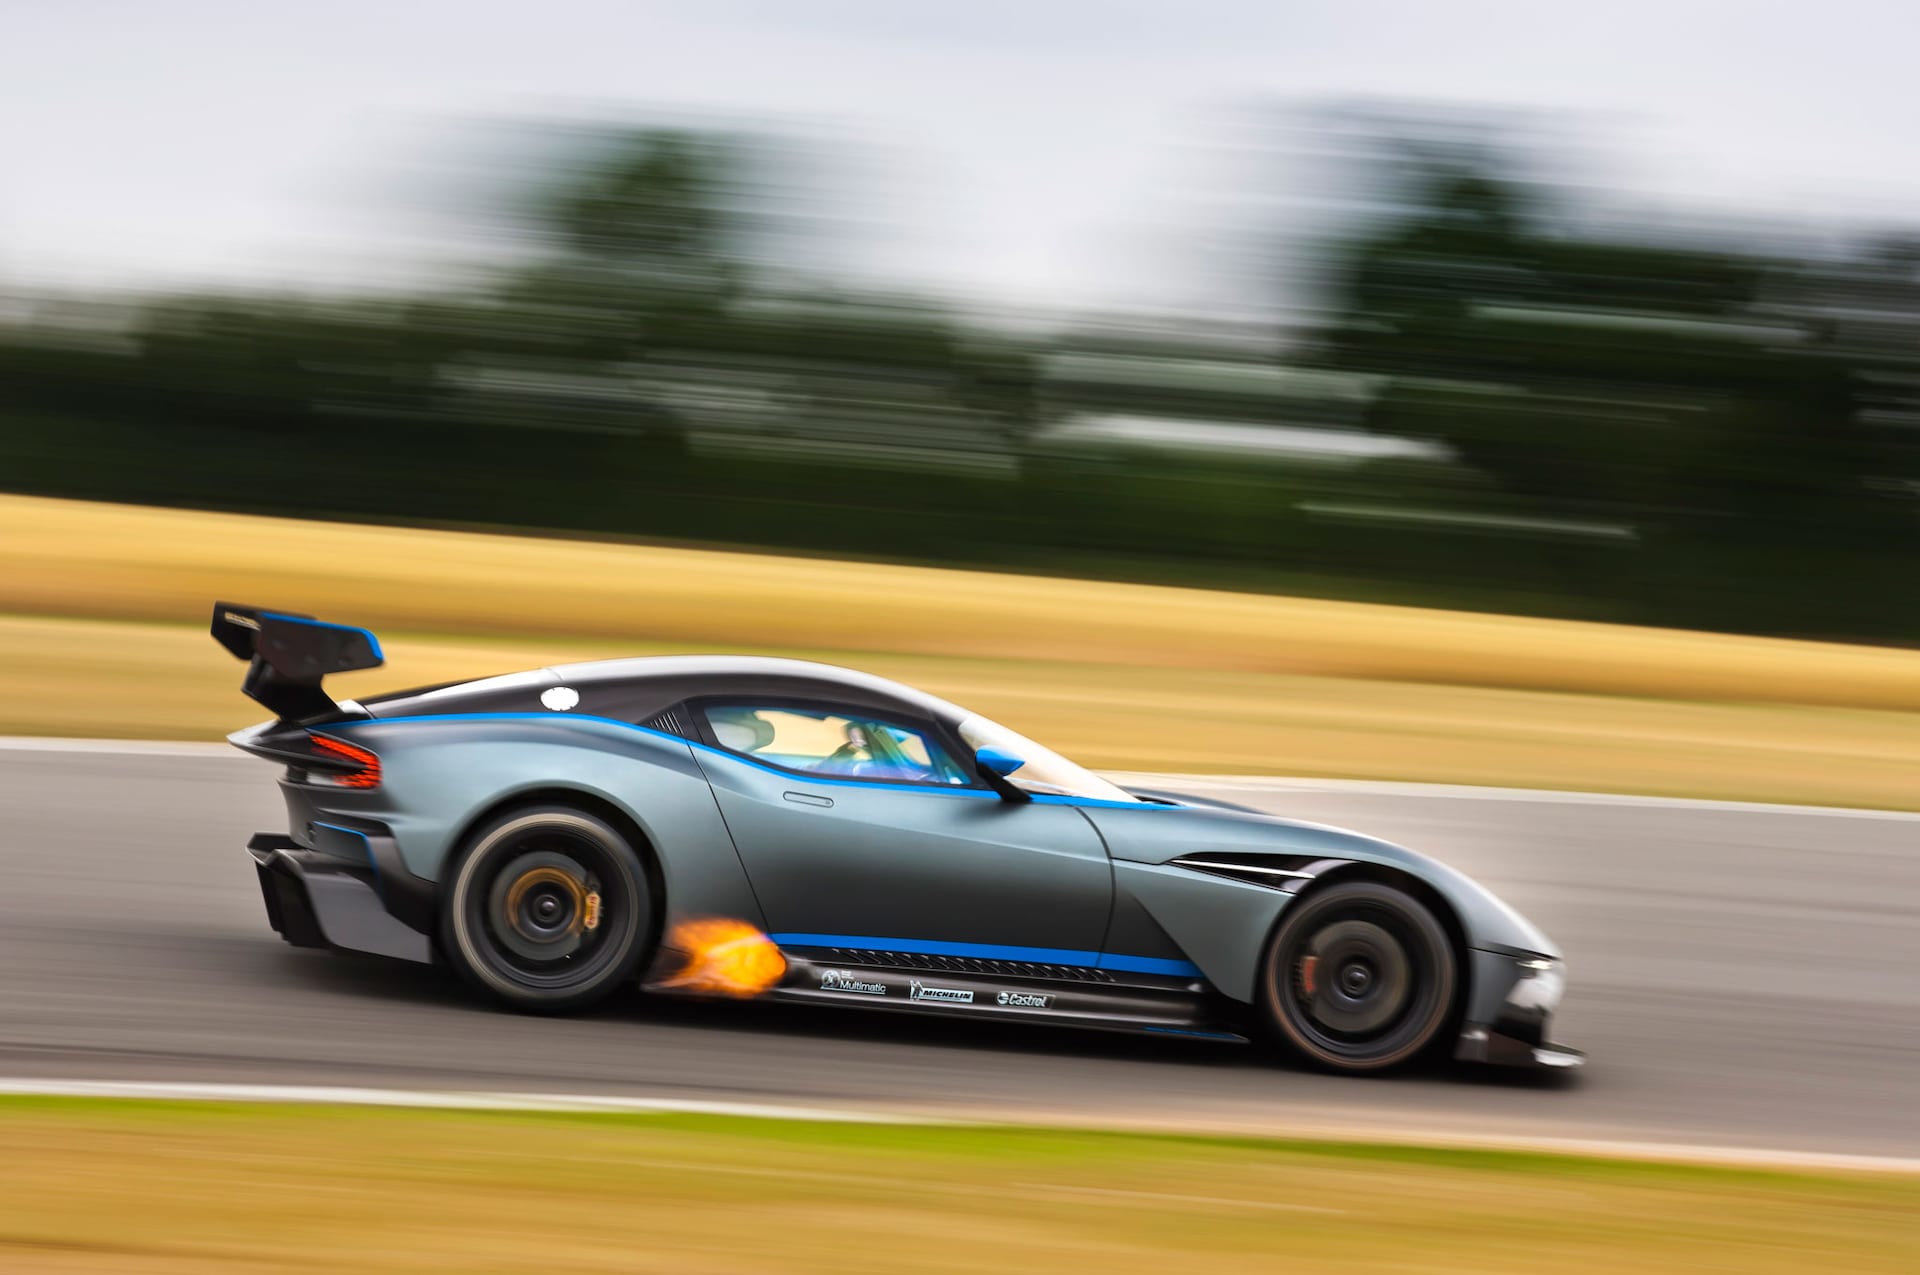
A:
1258 879 1456 1074
439 805 654 1014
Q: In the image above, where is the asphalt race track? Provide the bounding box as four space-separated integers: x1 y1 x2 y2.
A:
3 744 1916 1158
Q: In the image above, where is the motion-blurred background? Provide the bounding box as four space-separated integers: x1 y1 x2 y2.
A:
3 7 1919 1271
8 0 1920 635
9 1 1920 806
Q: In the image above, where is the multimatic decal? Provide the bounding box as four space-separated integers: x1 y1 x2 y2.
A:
820 969 888 996
908 979 973 1004
995 990 1052 1008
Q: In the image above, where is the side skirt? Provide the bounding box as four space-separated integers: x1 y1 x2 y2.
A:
764 953 1250 1042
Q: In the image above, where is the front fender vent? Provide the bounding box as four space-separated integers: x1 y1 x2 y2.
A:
1168 854 1344 890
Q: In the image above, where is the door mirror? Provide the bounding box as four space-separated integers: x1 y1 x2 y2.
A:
975 746 1027 777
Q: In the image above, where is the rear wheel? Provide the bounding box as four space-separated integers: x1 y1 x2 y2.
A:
440 805 653 1013
1259 880 1455 1073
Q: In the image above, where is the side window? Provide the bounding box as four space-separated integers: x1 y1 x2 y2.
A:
701 704 971 787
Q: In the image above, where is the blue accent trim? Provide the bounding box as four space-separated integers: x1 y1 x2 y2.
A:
313 821 377 880
331 712 1170 810
975 745 1026 777
262 611 385 662
767 933 1203 979
337 711 1000 800
1096 951 1209 977
336 711 674 738
1144 1026 1244 1041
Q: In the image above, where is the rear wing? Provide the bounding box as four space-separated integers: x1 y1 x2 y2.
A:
211 602 384 722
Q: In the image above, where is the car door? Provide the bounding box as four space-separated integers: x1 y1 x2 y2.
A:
686 698 1114 960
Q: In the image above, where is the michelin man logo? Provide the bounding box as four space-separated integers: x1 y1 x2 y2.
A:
540 686 580 712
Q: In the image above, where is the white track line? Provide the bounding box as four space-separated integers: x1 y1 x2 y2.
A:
3 736 1916 819
0 1078 917 1123
6 740 1913 1171
0 736 233 757
1106 772 1920 820
1 1079 1915 1174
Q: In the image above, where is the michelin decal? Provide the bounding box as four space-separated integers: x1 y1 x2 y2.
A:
909 980 973 1004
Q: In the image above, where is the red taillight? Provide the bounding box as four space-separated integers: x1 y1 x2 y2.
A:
308 732 381 789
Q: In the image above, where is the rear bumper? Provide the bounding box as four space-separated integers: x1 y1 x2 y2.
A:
249 834 433 964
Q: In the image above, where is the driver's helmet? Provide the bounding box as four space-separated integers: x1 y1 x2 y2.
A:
709 707 776 753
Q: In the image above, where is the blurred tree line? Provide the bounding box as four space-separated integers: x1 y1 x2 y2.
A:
3 113 1917 639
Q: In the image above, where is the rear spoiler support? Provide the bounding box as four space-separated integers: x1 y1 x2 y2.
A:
211 602 384 723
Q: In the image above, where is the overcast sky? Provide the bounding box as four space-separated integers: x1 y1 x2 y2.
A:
3 0 1914 311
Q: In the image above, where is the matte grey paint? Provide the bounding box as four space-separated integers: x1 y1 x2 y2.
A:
1086 802 1560 962
265 712 1559 998
1109 860 1294 1003
281 716 766 929
238 654 1566 1051
1098 882 1214 968
695 748 1113 954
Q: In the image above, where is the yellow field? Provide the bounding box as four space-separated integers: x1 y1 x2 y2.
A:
1 1100 1913 1275
4 493 1920 807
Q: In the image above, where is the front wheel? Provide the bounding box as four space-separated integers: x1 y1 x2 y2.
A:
440 805 653 1013
1259 880 1456 1073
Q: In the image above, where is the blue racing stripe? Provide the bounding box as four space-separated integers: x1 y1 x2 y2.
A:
767 933 1202 979
1096 951 1208 977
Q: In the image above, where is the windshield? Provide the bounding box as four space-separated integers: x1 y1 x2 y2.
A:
955 714 1138 803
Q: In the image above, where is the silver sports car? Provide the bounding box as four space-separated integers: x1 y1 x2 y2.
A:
216 601 1579 1075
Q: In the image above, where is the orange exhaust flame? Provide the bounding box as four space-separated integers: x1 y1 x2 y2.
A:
657 917 787 998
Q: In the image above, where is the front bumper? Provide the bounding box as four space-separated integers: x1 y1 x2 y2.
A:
1453 947 1583 1070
